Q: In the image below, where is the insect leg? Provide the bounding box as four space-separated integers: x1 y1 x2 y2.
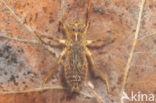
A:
86 48 110 93
60 0 69 35
41 63 59 88
42 48 67 88
84 0 91 33
34 31 65 45
87 35 116 45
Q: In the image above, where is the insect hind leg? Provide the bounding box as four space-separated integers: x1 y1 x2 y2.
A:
42 48 67 88
86 48 110 93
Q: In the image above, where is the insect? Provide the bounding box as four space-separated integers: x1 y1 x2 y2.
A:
0 0 117 102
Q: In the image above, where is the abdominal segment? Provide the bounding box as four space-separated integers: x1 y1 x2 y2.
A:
65 73 85 92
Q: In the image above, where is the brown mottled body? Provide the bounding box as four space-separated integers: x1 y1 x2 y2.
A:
64 22 88 91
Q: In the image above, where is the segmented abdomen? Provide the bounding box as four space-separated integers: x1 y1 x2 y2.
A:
64 45 88 92
65 72 85 92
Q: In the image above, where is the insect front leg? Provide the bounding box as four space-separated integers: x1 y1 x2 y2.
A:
86 48 110 93
33 31 66 46
87 35 116 46
42 48 67 88
60 0 70 37
84 0 91 33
